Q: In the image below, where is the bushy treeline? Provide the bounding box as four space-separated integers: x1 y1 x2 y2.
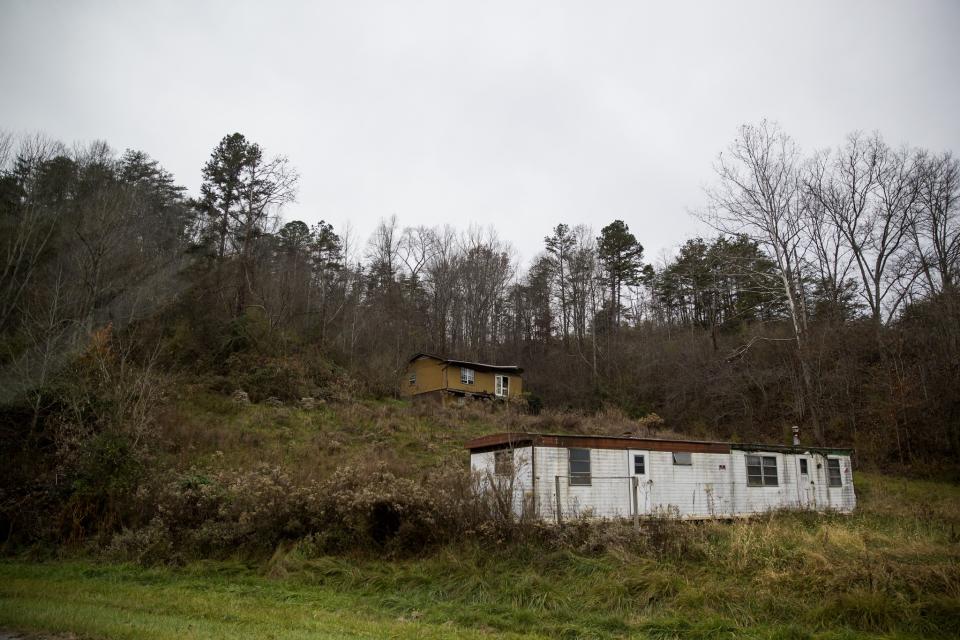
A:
0 125 958 481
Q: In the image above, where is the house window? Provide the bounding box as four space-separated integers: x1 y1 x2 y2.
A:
799 458 808 475
495 375 509 397
634 454 645 475
827 459 843 487
408 372 416 386
672 452 692 466
746 455 778 487
460 367 475 385
494 450 513 477
569 448 591 485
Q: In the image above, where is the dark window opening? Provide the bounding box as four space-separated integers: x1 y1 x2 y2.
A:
634 454 645 475
827 459 843 487
569 448 591 485
799 459 808 475
746 455 778 487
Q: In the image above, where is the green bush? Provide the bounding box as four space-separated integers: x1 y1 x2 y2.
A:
70 432 143 499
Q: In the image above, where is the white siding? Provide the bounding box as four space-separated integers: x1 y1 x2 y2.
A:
470 445 856 520
536 446 632 519
644 450 733 517
470 446 535 516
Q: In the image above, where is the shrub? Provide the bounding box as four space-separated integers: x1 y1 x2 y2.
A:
104 517 177 565
104 458 555 562
1 326 169 546
311 465 437 553
120 465 320 557
223 354 309 403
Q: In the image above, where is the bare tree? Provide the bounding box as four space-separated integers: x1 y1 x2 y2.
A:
398 225 436 286
545 224 574 346
911 151 960 294
233 149 298 315
0 131 13 167
423 225 460 353
0 133 65 333
870 142 921 322
803 150 858 320
459 226 515 358
367 215 401 287
568 225 598 349
703 121 823 442
808 133 919 323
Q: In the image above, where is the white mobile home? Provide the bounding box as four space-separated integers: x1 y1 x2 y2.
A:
467 432 855 520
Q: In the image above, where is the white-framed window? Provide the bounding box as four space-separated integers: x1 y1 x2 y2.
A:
634 454 645 474
569 448 591 485
827 459 843 487
672 452 692 466
746 455 778 487
460 367 475 385
495 374 509 397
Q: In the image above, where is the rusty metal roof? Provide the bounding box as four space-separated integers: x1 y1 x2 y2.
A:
465 431 853 455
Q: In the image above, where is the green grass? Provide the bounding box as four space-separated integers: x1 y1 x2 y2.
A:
3 472 959 640
0 560 531 639
4 396 959 639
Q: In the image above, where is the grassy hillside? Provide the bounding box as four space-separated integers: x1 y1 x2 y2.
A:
155 390 692 476
2 396 959 639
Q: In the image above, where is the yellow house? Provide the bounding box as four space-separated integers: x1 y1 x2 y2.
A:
403 353 524 402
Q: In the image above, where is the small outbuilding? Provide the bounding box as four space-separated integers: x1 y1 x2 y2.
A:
466 432 855 520
402 353 523 403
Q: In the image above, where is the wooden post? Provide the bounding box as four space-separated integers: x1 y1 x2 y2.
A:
632 476 640 530
555 475 562 525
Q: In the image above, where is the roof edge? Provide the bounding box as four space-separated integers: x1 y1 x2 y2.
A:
465 431 853 456
408 353 523 373
408 352 445 363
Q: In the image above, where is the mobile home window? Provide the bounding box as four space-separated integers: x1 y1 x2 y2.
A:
460 367 475 385
408 372 416 386
634 454 645 474
746 455 778 487
495 375 509 397
799 458 808 475
569 448 591 485
494 450 513 477
672 452 692 466
827 459 843 487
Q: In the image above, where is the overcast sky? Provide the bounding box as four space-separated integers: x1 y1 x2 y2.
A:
2 0 958 265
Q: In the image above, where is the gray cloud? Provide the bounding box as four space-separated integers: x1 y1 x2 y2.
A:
2 0 958 265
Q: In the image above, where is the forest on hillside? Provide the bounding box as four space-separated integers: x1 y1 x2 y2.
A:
1 122 958 477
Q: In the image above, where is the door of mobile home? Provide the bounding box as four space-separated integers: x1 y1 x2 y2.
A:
808 454 831 509
795 456 816 509
629 449 651 516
